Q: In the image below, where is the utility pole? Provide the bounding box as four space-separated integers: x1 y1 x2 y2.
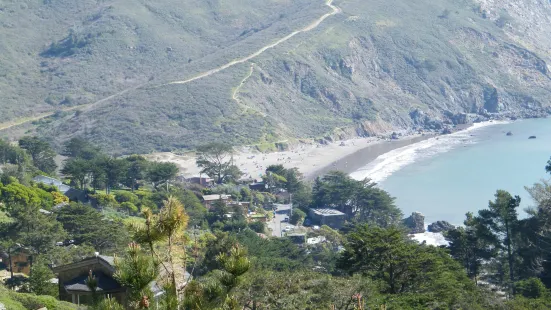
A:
289 193 293 217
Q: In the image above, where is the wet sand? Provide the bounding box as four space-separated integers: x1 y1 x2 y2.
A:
308 134 434 179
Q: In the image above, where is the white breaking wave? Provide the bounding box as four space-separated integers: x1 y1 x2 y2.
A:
350 121 509 183
410 232 449 247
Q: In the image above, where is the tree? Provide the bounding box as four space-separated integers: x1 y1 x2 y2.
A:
89 158 107 192
62 137 100 160
475 190 521 295
28 257 57 296
445 212 497 283
146 162 179 189
114 242 159 309
515 278 547 299
312 171 402 226
266 165 303 193
56 203 129 253
183 244 250 309
132 196 189 301
0 139 29 165
337 224 475 299
355 186 402 227
124 155 149 192
196 143 241 184
100 157 128 194
61 158 89 189
0 182 42 208
18 136 57 174
289 209 306 225
92 298 125 310
248 221 265 233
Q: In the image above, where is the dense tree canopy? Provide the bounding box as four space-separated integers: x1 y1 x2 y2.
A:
312 171 402 227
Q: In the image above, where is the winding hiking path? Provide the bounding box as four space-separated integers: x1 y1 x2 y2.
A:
0 0 340 132
167 0 340 86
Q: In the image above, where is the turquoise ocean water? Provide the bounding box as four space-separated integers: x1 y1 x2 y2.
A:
350 118 551 225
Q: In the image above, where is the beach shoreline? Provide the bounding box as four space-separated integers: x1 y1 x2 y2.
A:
145 121 508 182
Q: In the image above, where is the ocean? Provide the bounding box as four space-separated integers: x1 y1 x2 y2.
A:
350 118 551 225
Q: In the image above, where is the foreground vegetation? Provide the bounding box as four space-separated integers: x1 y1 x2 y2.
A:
2 137 551 309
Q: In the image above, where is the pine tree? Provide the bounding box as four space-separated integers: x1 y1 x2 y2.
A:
114 242 160 309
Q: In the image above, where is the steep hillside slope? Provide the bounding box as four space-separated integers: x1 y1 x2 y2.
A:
1 0 551 153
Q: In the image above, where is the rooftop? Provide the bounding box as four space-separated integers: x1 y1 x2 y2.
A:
311 208 345 216
63 271 122 293
33 175 72 193
202 194 230 201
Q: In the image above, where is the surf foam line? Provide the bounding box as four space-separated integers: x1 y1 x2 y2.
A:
350 121 509 183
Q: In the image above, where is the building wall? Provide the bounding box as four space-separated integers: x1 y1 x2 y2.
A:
8 253 31 275
308 210 345 229
320 215 345 229
57 259 117 303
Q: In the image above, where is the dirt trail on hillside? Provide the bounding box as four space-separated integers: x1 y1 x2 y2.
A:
0 0 340 132
167 0 340 85
0 83 146 132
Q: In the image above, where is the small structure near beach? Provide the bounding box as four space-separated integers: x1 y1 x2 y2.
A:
308 208 346 229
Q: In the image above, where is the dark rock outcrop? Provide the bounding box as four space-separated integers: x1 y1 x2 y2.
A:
404 212 425 234
428 221 455 233
529 136 537 139
506 131 513 136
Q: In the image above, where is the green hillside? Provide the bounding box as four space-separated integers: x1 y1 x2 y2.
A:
1 0 550 153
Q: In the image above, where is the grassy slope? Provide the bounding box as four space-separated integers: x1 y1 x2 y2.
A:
1 0 550 153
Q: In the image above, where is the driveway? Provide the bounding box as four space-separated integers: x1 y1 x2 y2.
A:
268 204 292 237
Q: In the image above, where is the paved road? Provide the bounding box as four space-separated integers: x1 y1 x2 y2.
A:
268 204 294 237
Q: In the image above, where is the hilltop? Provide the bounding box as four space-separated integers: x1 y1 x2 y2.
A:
1 0 551 153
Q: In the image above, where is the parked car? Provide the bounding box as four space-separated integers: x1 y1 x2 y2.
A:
283 217 289 222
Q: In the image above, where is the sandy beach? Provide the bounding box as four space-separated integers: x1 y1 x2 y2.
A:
145 134 434 181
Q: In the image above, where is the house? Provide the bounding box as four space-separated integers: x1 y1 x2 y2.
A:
32 175 88 203
249 182 267 191
308 208 346 229
307 236 327 245
248 213 268 223
286 233 307 244
51 255 127 306
0 247 32 275
201 194 231 209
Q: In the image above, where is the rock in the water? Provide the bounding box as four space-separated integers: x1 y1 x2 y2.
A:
529 136 537 139
506 131 513 136
428 221 455 233
404 212 425 234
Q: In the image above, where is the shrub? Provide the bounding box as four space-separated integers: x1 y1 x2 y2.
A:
249 221 266 233
113 190 139 204
516 278 548 299
290 209 306 225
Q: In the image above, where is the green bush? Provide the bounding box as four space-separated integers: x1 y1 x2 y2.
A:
516 278 548 299
113 190 139 204
3 289 77 310
248 221 266 233
290 209 306 225
0 295 26 310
